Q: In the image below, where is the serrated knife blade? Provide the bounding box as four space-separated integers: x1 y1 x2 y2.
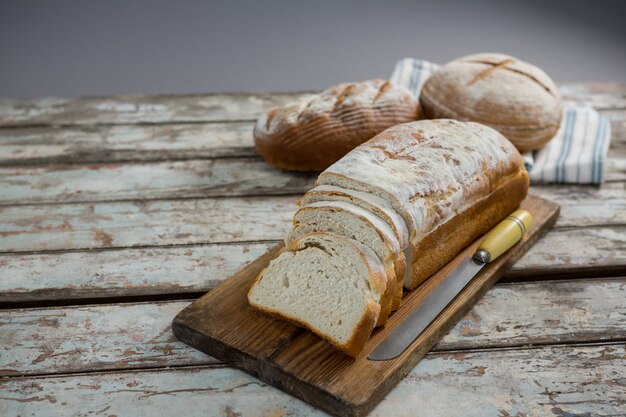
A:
368 257 484 360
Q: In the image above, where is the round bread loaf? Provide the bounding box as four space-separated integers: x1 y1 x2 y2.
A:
254 79 421 171
420 53 563 152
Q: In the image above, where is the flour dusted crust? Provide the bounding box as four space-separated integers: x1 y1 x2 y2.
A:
420 53 563 152
318 119 529 288
254 79 421 171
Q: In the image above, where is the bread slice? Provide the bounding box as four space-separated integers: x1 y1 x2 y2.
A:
298 185 409 250
298 185 410 309
248 233 387 357
317 119 529 289
287 200 405 324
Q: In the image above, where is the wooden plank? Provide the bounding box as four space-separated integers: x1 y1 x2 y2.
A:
0 242 277 302
1 278 623 377
0 92 314 127
0 301 218 377
605 149 626 182
0 114 622 170
0 122 256 166
510 225 626 279
0 152 623 206
0 104 622 205
603 109 626 144
559 82 626 109
172 196 559 417
0 106 621 169
0 84 622 128
375 344 626 417
530 184 625 227
0 226 626 303
0 195 297 253
0 158 316 205
0 183 624 302
0 343 623 417
1 225 624 303
1 183 622 254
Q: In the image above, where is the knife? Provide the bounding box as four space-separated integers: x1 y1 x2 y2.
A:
368 209 533 361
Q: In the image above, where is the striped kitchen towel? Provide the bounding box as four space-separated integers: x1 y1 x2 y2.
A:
390 58 612 184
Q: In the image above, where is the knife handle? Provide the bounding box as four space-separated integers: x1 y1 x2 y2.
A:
474 209 533 263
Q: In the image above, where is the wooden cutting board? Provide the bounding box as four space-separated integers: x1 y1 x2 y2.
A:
172 195 559 417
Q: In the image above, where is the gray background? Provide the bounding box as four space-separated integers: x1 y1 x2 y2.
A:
1 0 624 99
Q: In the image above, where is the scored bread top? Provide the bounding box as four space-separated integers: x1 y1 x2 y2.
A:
421 53 561 127
419 53 562 151
254 79 420 171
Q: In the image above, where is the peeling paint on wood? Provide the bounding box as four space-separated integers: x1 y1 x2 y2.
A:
435 278 626 350
0 301 216 376
0 158 316 204
0 188 624 301
374 344 626 417
0 154 622 205
0 122 256 166
0 84 622 128
558 82 626 110
0 162 621 209
0 279 623 377
513 225 626 274
0 226 624 302
605 148 626 182
0 242 276 302
0 344 623 417
0 108 621 168
0 196 298 252
0 185 623 253
530 184 626 227
0 91 314 127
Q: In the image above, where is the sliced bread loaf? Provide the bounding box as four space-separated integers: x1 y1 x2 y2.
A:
317 119 529 289
287 200 405 323
247 233 387 357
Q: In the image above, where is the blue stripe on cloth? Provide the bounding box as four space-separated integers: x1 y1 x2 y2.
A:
539 131 553 183
575 110 590 183
591 112 603 183
595 117 610 183
557 110 576 182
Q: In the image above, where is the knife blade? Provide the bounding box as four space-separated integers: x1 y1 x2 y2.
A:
368 209 533 361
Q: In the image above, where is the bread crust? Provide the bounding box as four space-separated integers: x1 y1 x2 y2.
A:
420 53 562 152
408 169 529 288
249 297 380 358
254 79 420 171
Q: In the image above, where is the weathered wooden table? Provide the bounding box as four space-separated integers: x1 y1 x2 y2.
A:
0 83 624 417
